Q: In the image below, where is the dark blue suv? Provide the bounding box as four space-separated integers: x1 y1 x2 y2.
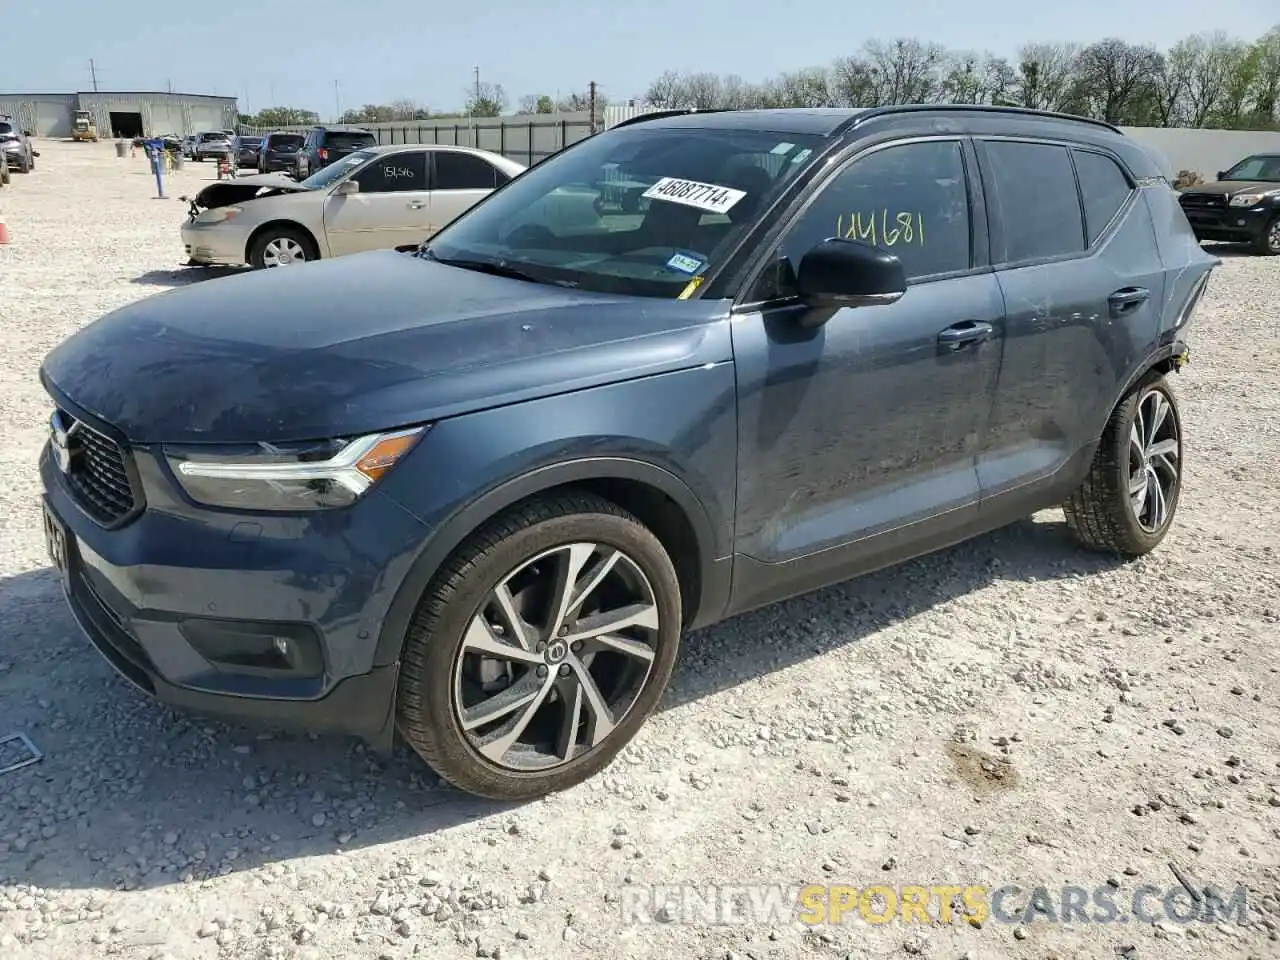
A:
39 105 1217 800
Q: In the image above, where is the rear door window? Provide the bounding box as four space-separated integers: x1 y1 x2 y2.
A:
981 140 1085 263
353 151 427 193
433 151 502 190
1071 149 1134 245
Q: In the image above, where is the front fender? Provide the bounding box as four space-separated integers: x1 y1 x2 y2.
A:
370 362 739 666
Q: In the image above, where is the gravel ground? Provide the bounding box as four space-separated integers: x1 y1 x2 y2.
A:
1 140 1277 960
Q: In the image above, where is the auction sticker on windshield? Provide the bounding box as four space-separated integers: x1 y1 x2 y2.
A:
643 177 746 214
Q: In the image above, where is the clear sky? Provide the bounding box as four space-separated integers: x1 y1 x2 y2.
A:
4 0 1276 117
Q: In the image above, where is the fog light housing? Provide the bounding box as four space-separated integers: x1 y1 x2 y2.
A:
179 619 324 678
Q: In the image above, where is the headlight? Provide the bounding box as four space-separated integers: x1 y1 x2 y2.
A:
1229 193 1271 207
165 427 425 511
197 206 242 223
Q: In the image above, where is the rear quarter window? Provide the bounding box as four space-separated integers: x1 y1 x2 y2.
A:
1071 149 1134 245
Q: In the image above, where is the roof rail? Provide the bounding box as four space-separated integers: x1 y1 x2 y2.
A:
840 103 1124 135
608 108 727 130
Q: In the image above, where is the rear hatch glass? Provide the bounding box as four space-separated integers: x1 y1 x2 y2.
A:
327 132 377 151
269 135 304 152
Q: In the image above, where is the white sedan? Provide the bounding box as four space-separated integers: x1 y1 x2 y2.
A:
180 144 526 269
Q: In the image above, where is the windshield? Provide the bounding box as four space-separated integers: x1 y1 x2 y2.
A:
1222 155 1280 182
0 122 13 136
422 125 825 298
298 149 376 190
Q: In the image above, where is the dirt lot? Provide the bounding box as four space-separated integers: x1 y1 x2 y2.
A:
0 139 1277 960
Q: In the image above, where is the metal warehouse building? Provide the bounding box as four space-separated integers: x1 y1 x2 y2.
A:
0 91 237 139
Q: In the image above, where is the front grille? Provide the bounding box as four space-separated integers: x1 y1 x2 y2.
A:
58 412 138 524
1179 193 1227 211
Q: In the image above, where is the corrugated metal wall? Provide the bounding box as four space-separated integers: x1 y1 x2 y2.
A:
0 94 76 136
0 92 237 137
79 93 237 137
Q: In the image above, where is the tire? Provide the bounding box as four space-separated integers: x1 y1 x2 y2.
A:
1063 370 1183 557
396 491 683 800
247 225 317 269
1253 215 1280 256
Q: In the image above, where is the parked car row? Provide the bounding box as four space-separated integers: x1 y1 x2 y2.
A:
180 143 525 268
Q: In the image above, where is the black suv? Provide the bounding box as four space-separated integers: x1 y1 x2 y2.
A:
1178 152 1280 254
294 125 377 179
38 105 1217 801
257 131 306 174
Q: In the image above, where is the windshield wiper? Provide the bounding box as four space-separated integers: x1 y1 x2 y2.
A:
421 249 577 288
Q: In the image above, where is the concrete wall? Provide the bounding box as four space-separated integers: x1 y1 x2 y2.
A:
1119 127 1280 179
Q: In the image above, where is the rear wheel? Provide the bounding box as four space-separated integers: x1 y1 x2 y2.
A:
248 226 316 269
1063 371 1183 556
396 492 682 800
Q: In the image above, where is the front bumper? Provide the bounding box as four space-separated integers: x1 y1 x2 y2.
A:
39 429 428 745
1181 203 1273 243
181 218 250 267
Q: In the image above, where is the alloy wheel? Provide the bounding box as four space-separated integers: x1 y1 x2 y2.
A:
1128 387 1180 532
261 237 306 267
451 541 662 772
1268 219 1280 254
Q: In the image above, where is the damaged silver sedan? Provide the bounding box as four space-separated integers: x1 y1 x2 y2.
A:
180 144 525 269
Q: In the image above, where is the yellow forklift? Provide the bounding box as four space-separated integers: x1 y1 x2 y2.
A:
71 110 99 142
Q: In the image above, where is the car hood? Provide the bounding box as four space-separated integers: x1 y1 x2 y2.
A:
187 173 310 211
40 251 732 444
1180 180 1280 198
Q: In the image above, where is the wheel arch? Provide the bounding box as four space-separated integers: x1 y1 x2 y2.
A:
244 219 321 264
1111 338 1187 415
371 457 728 668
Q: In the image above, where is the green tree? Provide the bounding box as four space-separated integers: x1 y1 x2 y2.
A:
250 106 320 127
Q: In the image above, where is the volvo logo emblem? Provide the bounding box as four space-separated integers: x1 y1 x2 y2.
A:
49 411 81 474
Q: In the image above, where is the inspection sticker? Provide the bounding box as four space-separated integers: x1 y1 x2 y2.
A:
642 177 746 214
666 252 704 274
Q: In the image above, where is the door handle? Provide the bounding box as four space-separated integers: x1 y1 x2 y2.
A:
1108 286 1150 317
937 320 994 350
408 201 426 209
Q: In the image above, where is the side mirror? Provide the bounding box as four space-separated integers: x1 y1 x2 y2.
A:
1216 171 1227 181
334 180 359 195
23 131 32 138
796 238 907 311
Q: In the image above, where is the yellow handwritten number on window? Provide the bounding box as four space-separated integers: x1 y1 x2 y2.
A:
835 211 925 248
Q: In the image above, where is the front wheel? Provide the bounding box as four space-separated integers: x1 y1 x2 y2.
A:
1254 216 1280 256
396 492 683 800
248 226 316 269
1064 371 1183 556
